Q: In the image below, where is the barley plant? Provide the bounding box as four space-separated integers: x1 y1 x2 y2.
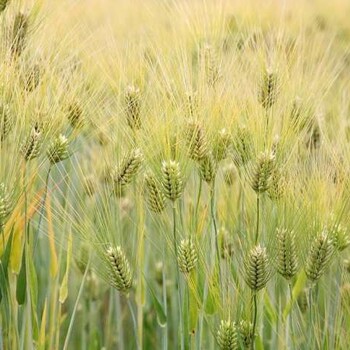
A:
1 0 350 349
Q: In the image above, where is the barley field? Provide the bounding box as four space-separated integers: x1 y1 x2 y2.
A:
1 0 350 349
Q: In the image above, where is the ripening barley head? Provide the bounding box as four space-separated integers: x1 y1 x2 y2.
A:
0 102 12 142
199 153 216 183
244 244 270 292
177 238 198 274
201 43 221 86
112 148 143 190
20 123 42 161
259 68 279 109
67 102 84 129
0 183 12 231
11 12 29 57
105 245 133 293
216 319 238 350
267 168 286 201
185 91 198 119
232 125 253 168
251 151 275 194
238 320 254 349
330 224 350 252
185 119 208 161
161 160 183 202
305 231 334 284
47 134 70 165
213 128 232 162
276 228 298 280
125 85 141 130
144 172 166 213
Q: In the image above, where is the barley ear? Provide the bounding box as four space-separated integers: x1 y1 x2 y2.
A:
177 239 198 274
47 134 70 165
216 319 238 350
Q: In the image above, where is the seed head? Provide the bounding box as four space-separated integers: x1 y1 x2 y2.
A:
330 224 350 252
267 168 286 201
199 153 216 183
259 68 278 109
276 228 298 280
178 239 198 274
232 126 253 168
305 232 334 283
144 172 166 213
185 119 208 161
105 245 133 293
67 102 84 129
11 13 29 57
213 128 232 162
112 148 143 190
0 103 12 142
161 160 183 202
251 151 275 194
244 245 270 292
125 85 141 130
216 319 238 350
201 44 221 86
238 320 254 349
47 134 70 164
20 123 42 161
0 183 12 231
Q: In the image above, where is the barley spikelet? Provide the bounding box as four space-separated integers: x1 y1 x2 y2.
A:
0 183 12 230
213 128 232 162
47 134 70 164
105 245 133 293
125 85 141 130
244 245 270 292
144 172 166 213
161 160 183 202
232 126 253 168
185 91 198 119
259 68 278 109
276 228 298 280
112 148 143 189
178 239 198 274
238 320 254 349
67 102 84 129
11 13 29 57
20 123 42 161
251 151 275 194
0 103 12 142
267 168 286 201
330 224 350 252
305 232 334 283
201 44 221 86
216 320 237 350
185 119 208 161
199 153 216 183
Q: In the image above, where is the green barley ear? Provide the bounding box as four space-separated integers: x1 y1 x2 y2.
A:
223 163 236 186
67 102 84 129
125 85 141 130
201 44 221 86
185 119 208 161
144 172 166 213
0 183 12 231
238 320 254 349
267 168 286 201
276 228 298 280
0 0 10 12
244 245 270 292
217 319 238 350
105 245 133 293
232 125 253 168
47 134 70 165
251 151 275 194
305 231 334 283
199 153 216 183
112 148 143 190
297 288 308 313
11 13 29 57
213 128 232 162
161 160 183 202
20 123 42 161
178 238 198 274
0 102 12 142
330 224 350 252
259 68 278 109
185 91 198 119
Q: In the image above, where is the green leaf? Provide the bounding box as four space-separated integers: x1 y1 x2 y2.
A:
16 251 26 305
148 284 167 327
59 234 72 304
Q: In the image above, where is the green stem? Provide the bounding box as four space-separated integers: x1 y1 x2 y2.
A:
173 203 184 350
251 293 258 350
62 260 90 350
127 298 139 350
162 243 168 350
194 178 202 232
288 282 295 349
